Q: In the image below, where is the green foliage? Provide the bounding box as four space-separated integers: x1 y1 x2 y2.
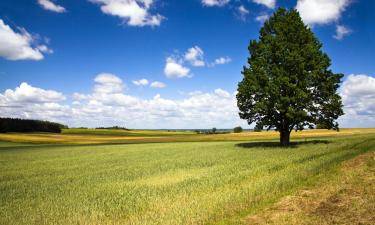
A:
233 126 243 133
0 117 66 133
316 123 331 130
212 127 217 133
237 8 344 145
254 123 263 132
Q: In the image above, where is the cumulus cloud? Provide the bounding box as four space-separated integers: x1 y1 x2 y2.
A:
4 74 375 128
214 88 231 98
214 57 232 65
0 75 248 128
333 25 352 40
296 0 350 25
150 81 166 88
0 82 65 104
253 0 276 9
0 83 68 123
167 46 231 71
339 74 375 127
185 46 205 67
0 19 52 61
164 57 191 78
89 0 164 27
94 73 125 94
341 74 375 115
132 79 166 88
202 0 230 7
132 78 149 86
37 0 66 13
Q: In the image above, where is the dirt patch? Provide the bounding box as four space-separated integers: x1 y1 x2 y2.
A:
244 152 375 225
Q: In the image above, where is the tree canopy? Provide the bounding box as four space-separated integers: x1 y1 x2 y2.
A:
233 126 243 133
0 118 66 133
237 8 344 146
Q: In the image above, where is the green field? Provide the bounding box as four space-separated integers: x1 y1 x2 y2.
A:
1 130 374 224
62 128 196 136
1 128 375 144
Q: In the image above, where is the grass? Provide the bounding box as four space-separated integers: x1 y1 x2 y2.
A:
245 152 375 224
62 128 195 136
0 131 374 224
0 128 374 144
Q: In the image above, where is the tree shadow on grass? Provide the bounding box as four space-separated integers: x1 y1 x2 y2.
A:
236 140 331 149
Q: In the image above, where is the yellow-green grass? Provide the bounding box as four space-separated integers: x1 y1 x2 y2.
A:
0 128 374 144
244 152 375 224
0 134 374 224
62 128 195 136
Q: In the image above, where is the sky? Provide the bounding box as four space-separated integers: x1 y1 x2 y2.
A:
0 0 374 129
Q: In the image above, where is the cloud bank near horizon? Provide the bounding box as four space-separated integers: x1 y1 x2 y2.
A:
0 73 246 129
1 73 374 129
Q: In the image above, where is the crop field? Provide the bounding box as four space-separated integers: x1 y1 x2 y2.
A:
1 130 375 224
0 128 374 144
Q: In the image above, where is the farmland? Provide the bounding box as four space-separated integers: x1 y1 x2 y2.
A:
0 128 374 144
1 129 375 224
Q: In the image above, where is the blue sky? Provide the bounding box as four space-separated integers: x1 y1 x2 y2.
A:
0 0 374 128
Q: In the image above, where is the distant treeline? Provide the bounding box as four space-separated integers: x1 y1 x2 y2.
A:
194 128 231 135
0 118 67 133
95 126 129 130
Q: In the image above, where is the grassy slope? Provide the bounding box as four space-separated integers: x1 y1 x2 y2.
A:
0 128 374 144
0 134 374 224
245 152 375 224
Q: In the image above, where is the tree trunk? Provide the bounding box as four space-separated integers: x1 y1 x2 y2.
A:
279 129 291 146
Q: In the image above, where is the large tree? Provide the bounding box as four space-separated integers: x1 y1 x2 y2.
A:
237 8 344 146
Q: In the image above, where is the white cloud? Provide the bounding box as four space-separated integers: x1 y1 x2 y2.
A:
255 14 269 23
132 79 166 88
3 74 375 128
296 0 350 25
164 57 191 78
89 0 164 27
168 46 230 70
0 75 248 128
37 45 53 54
214 88 231 98
333 25 352 40
0 102 71 122
202 0 230 7
0 82 65 104
237 5 249 21
214 56 232 65
185 46 205 67
0 19 52 61
339 74 375 127
37 0 66 13
73 80 245 128
132 78 149 86
253 0 276 9
94 73 125 94
150 81 166 88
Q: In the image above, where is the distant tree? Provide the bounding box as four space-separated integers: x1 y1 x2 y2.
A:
212 127 217 134
96 126 129 130
0 118 66 133
237 8 344 146
233 126 243 133
253 123 263 132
